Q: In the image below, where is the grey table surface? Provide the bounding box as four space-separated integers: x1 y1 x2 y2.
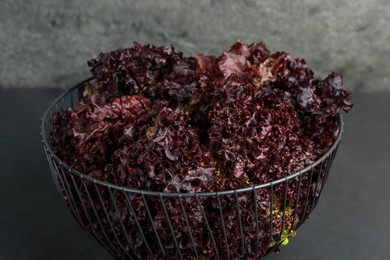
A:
0 88 389 260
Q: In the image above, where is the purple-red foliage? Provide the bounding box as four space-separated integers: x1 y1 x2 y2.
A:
50 41 352 259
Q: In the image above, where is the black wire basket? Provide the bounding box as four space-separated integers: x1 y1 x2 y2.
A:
41 78 343 259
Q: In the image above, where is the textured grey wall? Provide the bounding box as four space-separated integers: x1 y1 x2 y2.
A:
1 0 389 91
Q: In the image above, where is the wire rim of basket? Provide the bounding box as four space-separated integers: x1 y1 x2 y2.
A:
40 77 344 198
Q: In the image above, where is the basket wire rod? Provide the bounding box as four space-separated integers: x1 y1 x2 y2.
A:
122 191 153 256
268 184 274 245
93 183 132 259
54 161 85 228
46 152 77 222
48 107 54 133
195 194 219 260
314 147 338 209
329 145 338 172
44 149 63 199
234 191 245 257
80 180 121 257
70 90 74 110
141 192 169 259
78 180 117 257
277 179 289 242
69 176 96 232
69 176 111 255
159 195 184 259
311 159 325 210
216 194 230 259
45 114 51 139
107 188 137 257
178 196 200 260
288 174 302 234
329 148 338 175
62 168 88 229
252 187 260 251
52 162 79 219
61 96 65 111
325 147 338 184
301 166 315 223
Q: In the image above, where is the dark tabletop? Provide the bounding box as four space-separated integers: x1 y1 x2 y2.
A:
0 88 389 260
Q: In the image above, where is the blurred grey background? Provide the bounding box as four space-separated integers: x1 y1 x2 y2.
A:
1 0 389 91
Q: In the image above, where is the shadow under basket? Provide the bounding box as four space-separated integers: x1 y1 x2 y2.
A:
41 78 344 259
